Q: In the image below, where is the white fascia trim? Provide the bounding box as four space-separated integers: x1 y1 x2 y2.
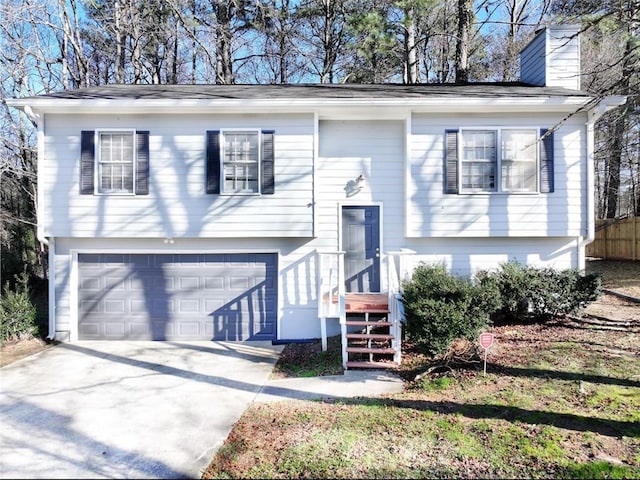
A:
70 247 282 254
404 112 411 238
37 115 46 243
69 250 79 342
312 112 319 238
7 96 594 115
47 237 56 340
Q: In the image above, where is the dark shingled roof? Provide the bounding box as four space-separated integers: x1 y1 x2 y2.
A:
22 82 592 100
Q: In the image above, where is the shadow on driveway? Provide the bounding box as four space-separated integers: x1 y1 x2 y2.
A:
0 341 284 479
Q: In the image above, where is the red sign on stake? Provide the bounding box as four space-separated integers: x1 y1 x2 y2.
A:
479 333 495 376
479 332 495 350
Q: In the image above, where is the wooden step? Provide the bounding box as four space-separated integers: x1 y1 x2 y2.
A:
346 361 398 369
345 333 394 340
345 293 389 313
346 347 396 354
345 321 392 327
346 308 389 314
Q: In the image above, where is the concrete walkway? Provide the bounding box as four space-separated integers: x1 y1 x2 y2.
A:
257 370 404 403
1 341 403 479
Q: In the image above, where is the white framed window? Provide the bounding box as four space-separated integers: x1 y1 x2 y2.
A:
80 129 149 196
461 130 497 191
222 130 260 194
460 128 539 193
97 130 135 194
206 129 274 196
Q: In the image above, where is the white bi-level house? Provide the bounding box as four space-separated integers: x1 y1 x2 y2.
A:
9 25 625 367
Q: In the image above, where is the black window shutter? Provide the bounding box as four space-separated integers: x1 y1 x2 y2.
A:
135 131 150 195
444 129 459 194
261 130 275 195
206 130 221 194
540 128 554 193
80 131 95 194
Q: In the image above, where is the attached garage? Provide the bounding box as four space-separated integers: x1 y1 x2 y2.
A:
78 253 277 341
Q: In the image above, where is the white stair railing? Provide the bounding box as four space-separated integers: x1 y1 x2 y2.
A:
317 249 414 365
385 249 415 364
317 251 345 351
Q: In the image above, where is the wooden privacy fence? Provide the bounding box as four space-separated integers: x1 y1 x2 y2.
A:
586 217 639 260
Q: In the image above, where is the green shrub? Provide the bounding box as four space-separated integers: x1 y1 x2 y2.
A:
479 262 602 323
400 262 602 356
401 263 500 356
0 272 38 343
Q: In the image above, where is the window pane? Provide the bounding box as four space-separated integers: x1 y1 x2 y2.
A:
100 163 112 191
502 130 537 192
461 130 496 191
123 163 134 191
222 131 259 193
98 132 134 193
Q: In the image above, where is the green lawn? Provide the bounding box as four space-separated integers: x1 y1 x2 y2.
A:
204 321 640 479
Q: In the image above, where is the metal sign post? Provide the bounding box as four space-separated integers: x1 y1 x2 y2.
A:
479 332 495 376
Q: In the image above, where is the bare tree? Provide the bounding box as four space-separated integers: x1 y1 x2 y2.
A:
209 0 236 83
247 0 306 83
0 1 49 283
551 0 639 218
297 0 353 83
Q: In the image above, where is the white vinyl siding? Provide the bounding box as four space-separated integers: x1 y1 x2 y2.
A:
520 25 581 90
42 114 314 238
408 112 587 238
317 120 405 254
50 234 579 342
400 237 579 277
45 112 587 343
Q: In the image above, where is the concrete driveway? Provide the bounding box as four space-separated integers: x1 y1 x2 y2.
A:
0 341 283 479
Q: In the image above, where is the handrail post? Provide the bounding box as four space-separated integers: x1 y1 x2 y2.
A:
317 253 328 351
337 252 347 369
317 250 346 353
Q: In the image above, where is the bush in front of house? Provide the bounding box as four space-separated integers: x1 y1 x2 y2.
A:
401 263 500 356
401 261 602 356
479 262 602 323
0 272 38 343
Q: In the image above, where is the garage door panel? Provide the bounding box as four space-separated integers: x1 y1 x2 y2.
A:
79 323 100 337
105 322 126 337
104 299 126 313
78 253 277 341
130 322 151 338
81 277 101 290
178 322 201 336
205 277 224 289
103 254 128 265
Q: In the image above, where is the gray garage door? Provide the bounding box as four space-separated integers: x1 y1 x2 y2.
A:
78 253 277 341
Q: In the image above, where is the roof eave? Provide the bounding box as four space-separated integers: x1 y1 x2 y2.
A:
7 95 594 116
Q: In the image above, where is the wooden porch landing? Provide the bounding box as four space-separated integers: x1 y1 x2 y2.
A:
323 293 389 313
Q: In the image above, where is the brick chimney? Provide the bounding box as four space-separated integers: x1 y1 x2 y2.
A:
520 25 582 90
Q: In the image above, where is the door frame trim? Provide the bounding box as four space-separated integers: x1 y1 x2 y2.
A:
338 202 384 292
70 248 280 342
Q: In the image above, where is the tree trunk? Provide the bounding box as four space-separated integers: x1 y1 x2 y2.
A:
604 112 625 218
214 0 234 84
604 30 634 218
455 0 473 83
404 4 418 84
